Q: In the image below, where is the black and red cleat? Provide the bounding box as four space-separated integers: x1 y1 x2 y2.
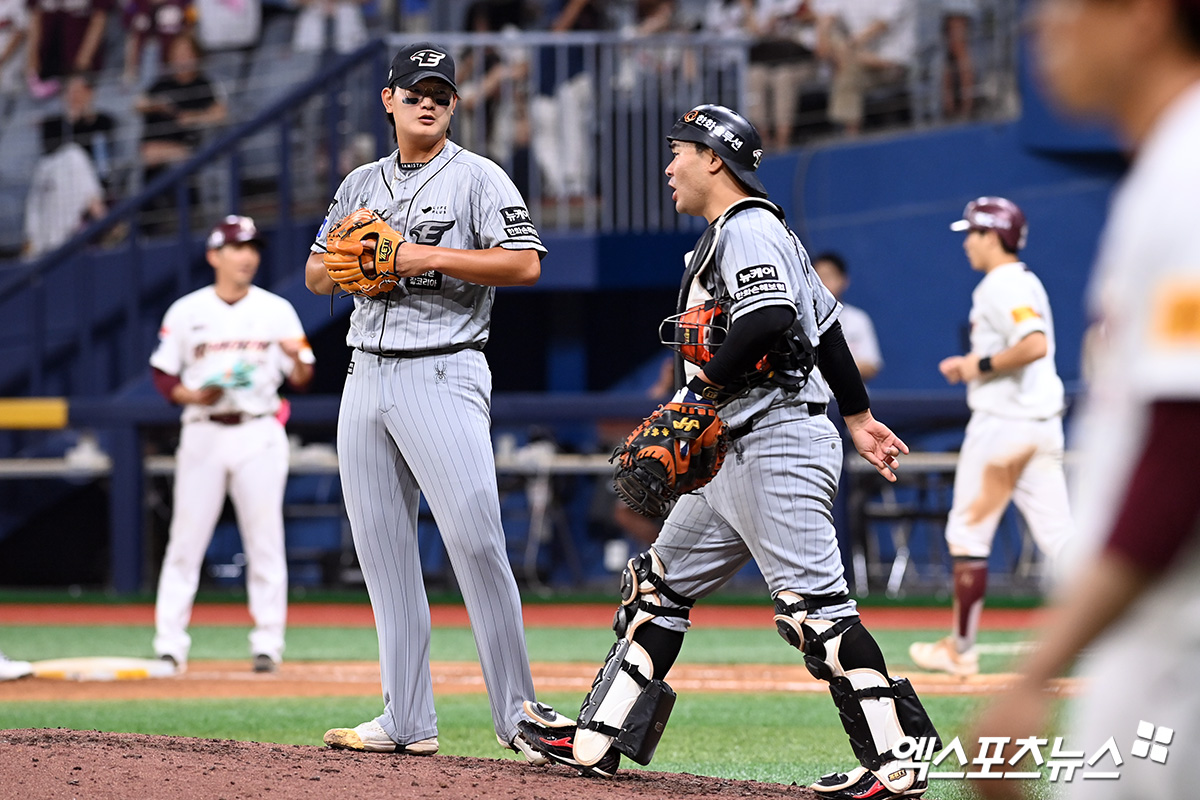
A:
516 720 621 778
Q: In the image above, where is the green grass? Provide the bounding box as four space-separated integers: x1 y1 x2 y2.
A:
1 624 1034 675
0 619 1047 800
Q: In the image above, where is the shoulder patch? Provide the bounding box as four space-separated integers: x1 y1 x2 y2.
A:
1153 280 1200 345
1011 306 1040 323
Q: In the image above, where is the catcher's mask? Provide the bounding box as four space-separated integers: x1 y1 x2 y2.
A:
660 299 727 367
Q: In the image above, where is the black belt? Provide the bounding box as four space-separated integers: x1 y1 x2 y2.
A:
204 413 268 426
729 402 826 440
362 342 485 359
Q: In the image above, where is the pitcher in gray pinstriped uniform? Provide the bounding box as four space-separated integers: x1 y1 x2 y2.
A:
516 105 940 800
304 42 548 764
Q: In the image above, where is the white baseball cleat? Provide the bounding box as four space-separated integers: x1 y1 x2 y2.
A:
0 652 33 681
908 637 979 676
324 720 438 754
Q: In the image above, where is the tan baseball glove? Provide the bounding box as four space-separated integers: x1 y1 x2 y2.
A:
323 209 405 297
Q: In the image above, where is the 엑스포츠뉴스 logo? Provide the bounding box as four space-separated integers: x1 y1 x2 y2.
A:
410 49 447 68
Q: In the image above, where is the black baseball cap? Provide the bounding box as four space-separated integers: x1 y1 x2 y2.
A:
387 43 457 92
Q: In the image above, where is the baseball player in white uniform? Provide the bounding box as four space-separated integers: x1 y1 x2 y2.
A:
150 215 315 673
974 2 1200 797
517 104 940 800
304 43 548 764
909 197 1073 676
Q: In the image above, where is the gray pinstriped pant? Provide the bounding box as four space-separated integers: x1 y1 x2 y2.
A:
652 406 858 628
337 348 536 746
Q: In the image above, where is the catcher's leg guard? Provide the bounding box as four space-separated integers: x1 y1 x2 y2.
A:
575 549 691 767
773 591 941 796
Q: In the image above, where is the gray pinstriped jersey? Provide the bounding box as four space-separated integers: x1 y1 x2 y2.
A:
313 140 546 353
705 207 841 427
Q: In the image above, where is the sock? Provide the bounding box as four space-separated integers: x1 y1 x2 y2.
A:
632 621 685 679
951 558 988 654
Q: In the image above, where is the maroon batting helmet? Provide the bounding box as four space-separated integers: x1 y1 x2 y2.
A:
206 215 265 250
950 197 1028 252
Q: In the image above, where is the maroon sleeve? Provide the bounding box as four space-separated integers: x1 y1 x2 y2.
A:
151 367 181 404
1103 401 1200 573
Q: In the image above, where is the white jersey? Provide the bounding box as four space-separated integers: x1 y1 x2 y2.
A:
149 285 307 423
1070 80 1200 566
312 140 546 354
964 261 1064 420
839 303 883 373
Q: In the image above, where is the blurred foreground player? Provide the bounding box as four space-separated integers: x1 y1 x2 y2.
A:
973 1 1200 798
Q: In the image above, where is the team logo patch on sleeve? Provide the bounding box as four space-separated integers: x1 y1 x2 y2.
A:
1011 306 1041 323
732 264 787 302
1153 280 1200 344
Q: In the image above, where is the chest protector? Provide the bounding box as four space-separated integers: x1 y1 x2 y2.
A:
660 198 815 401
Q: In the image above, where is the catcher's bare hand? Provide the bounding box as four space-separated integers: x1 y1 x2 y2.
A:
844 410 908 482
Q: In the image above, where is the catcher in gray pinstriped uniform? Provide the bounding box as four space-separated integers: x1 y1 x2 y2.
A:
517 105 941 799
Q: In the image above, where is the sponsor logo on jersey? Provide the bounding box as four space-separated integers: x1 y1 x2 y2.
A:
408 270 443 290
421 204 448 215
435 360 448 384
409 49 447 68
500 206 531 224
377 238 395 264
1011 305 1040 323
408 219 456 246
733 281 788 302
347 360 354 374
735 264 778 285
504 223 539 238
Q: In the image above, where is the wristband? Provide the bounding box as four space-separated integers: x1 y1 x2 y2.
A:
978 355 994 373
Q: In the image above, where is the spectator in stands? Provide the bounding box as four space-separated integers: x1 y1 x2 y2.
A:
193 0 261 53
40 73 117 190
815 0 917 135
531 0 606 202
813 251 883 380
0 0 28 114
941 0 975 119
135 33 227 174
122 0 196 86
705 0 817 152
25 0 112 96
23 140 106 257
455 0 533 193
292 0 367 54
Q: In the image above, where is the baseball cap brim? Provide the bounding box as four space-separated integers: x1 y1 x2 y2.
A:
949 219 971 231
393 70 457 92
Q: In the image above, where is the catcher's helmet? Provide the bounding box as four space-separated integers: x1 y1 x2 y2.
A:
207 215 265 250
668 104 767 198
950 196 1028 251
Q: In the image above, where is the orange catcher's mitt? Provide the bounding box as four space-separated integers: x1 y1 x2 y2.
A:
610 386 729 518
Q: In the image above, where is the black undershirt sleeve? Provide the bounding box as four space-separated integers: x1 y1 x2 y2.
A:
816 321 870 416
703 304 795 387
